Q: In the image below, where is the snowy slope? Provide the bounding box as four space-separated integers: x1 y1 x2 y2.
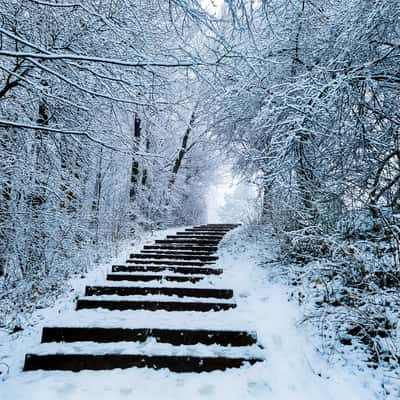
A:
0 226 389 400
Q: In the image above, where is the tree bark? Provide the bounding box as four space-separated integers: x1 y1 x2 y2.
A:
130 113 141 222
169 109 196 189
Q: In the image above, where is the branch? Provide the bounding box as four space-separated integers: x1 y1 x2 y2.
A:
0 50 215 68
27 58 146 105
0 119 119 150
0 119 165 157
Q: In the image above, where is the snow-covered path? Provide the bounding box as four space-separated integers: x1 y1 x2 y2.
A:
0 226 382 399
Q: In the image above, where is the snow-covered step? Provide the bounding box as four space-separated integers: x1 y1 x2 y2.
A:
193 225 239 230
143 245 218 252
40 327 257 346
25 340 263 358
85 286 233 299
125 259 210 266
166 234 224 240
52 309 254 331
155 239 221 246
112 265 223 275
101 278 211 288
175 230 226 239
75 298 236 312
21 223 263 375
77 294 234 303
141 249 214 256
166 236 224 242
107 273 205 283
176 231 225 237
185 228 231 233
129 253 218 262
24 353 263 372
24 339 263 372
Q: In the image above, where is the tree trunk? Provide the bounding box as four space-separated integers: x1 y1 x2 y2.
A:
91 147 104 243
169 109 196 189
130 113 142 223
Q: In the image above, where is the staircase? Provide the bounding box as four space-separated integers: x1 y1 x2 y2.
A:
23 224 264 373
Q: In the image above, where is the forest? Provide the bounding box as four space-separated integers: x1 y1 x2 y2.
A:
0 0 399 393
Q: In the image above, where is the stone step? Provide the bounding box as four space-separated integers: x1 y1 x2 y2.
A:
40 327 257 346
143 245 218 252
107 274 205 283
129 253 218 261
76 299 236 312
112 265 223 275
125 259 210 266
24 353 262 372
85 286 233 299
155 239 220 246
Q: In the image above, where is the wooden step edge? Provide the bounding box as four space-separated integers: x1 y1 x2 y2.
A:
111 265 223 275
167 235 224 240
41 327 258 346
129 253 219 260
155 240 221 244
75 299 236 312
125 259 211 266
185 229 230 232
106 274 205 283
143 246 218 252
140 250 215 256
24 353 264 372
84 286 234 299
179 230 226 233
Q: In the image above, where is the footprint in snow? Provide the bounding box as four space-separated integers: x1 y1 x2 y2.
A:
271 334 283 347
120 387 133 395
56 382 76 395
198 384 216 396
247 381 273 394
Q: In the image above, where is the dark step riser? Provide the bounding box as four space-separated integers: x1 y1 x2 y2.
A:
76 300 236 312
163 241 222 246
183 233 227 236
41 327 257 346
129 253 218 261
112 266 222 275
192 228 232 230
24 354 262 372
194 225 239 228
181 234 226 237
175 231 226 234
140 250 214 256
167 235 223 240
186 227 229 230
185 229 230 235
155 240 220 246
107 274 204 283
85 286 233 299
143 246 217 252
125 260 210 266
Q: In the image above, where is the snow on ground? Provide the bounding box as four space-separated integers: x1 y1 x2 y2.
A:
0 225 389 399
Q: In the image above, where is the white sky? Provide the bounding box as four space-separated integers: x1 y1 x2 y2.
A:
202 0 238 223
206 165 237 223
202 0 224 15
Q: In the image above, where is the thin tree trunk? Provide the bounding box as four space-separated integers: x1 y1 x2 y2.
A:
169 109 196 189
91 147 104 243
130 113 141 224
